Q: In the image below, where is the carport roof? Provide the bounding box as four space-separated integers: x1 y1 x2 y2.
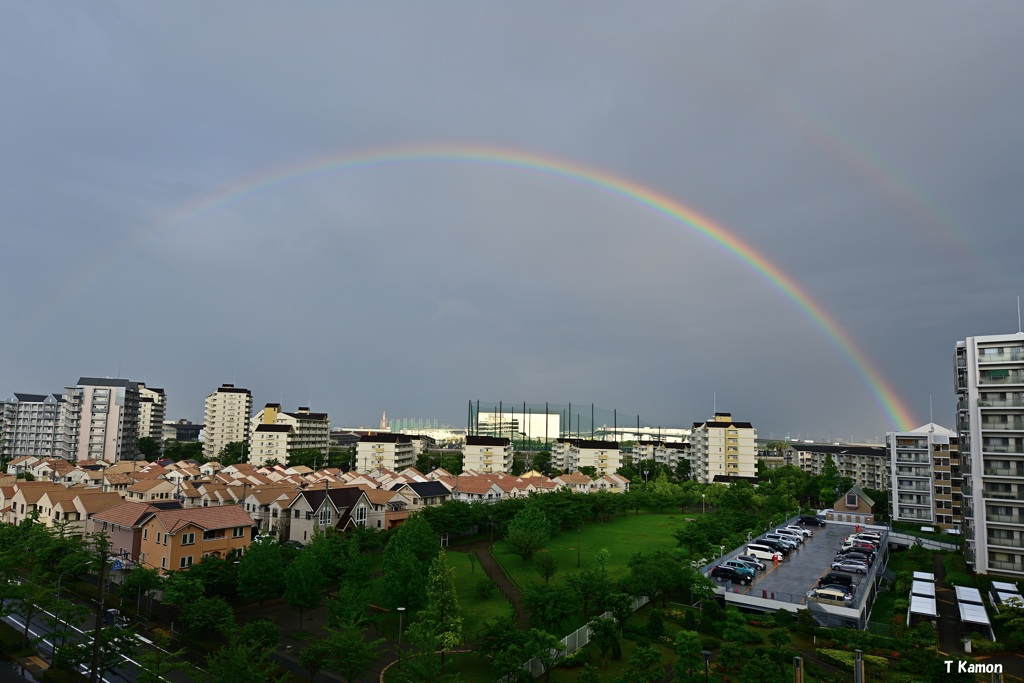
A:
954 586 984 605
910 595 937 618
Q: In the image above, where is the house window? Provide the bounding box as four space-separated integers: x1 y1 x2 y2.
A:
143 529 148 540
294 510 300 519
179 556 193 569
318 508 332 526
233 527 245 538
181 533 195 545
355 506 367 526
140 552 145 563
846 492 858 509
161 557 166 569
156 532 161 544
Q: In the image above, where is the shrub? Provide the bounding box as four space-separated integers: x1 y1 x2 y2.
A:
817 649 888 675
475 578 496 599
966 638 1008 655
772 609 794 629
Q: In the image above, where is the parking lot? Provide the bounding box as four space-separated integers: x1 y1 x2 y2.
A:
719 522 879 604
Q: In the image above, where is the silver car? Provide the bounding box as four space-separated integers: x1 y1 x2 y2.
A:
830 559 869 574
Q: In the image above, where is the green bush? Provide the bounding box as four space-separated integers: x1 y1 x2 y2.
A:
892 598 909 613
474 577 496 599
817 649 888 675
966 638 1008 655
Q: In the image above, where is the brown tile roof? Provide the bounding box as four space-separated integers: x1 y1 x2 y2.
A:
70 491 125 514
148 505 255 534
104 473 136 485
91 501 174 528
128 479 172 493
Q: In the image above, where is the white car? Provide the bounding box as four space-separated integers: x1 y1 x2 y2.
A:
774 528 804 544
784 525 812 538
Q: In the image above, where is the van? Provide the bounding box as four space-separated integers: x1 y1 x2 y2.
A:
806 587 853 606
774 528 804 543
757 538 791 556
745 544 780 561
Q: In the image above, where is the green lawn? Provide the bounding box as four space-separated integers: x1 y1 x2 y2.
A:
493 511 693 589
447 550 515 639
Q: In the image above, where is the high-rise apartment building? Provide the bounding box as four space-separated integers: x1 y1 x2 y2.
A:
787 442 890 491
956 332 1024 578
203 384 253 461
462 435 513 473
887 424 961 529
137 384 166 443
59 378 141 463
357 433 415 472
689 413 757 484
1 393 62 459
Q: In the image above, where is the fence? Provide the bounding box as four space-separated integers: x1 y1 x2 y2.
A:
520 594 650 678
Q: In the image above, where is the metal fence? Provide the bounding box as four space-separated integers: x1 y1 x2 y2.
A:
521 594 650 678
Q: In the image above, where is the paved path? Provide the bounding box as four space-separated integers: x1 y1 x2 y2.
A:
932 553 961 656
458 541 529 628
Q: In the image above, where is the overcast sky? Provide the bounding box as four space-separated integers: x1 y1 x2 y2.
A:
3 3 1022 442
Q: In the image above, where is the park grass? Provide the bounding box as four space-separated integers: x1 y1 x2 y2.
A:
447 550 515 639
492 511 693 590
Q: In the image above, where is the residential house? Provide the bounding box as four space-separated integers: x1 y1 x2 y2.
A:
284 487 375 545
138 505 256 573
825 486 876 526
89 501 185 563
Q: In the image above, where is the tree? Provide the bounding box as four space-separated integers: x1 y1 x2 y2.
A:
325 623 385 683
522 582 579 632
505 505 551 567
135 632 187 683
534 553 558 584
138 437 162 460
673 459 692 482
122 567 162 618
674 630 703 680
408 550 462 671
217 441 250 466
182 595 235 635
60 624 138 683
298 640 331 681
203 636 278 683
532 451 552 473
284 547 325 628
616 644 661 683
588 617 621 668
240 619 281 653
382 515 439 610
524 629 566 683
236 537 286 603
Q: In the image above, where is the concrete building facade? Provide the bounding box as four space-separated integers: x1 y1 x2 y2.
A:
887 424 961 530
248 404 330 467
787 442 890 491
59 378 140 463
956 332 1024 578
1 393 61 460
203 384 253 461
462 435 513 473
137 384 166 443
689 413 757 484
357 433 415 472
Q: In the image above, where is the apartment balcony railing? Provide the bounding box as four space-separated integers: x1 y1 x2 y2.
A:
979 349 1024 363
984 446 1024 455
986 514 1024 524
982 420 1024 431
987 560 1024 573
988 536 1024 548
983 489 1024 502
984 467 1024 477
979 398 1024 408
980 373 1024 386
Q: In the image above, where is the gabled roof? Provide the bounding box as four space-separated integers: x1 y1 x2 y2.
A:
144 505 255 535
390 480 452 498
91 501 184 528
843 485 875 507
287 487 367 513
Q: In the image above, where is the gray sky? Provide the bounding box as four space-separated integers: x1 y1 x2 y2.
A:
3 3 1022 442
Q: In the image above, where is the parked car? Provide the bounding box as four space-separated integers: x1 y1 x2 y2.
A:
807 587 853 606
736 554 767 571
784 525 813 538
835 551 873 566
819 572 857 590
830 559 869 574
710 565 753 585
773 528 804 544
764 534 799 550
757 538 791 557
722 560 756 578
799 515 826 527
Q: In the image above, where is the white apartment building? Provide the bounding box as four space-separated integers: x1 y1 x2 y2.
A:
203 384 253 461
59 378 141 463
631 441 688 470
887 424 961 530
689 413 757 484
357 433 415 472
956 332 1024 578
462 435 513 474
552 439 621 476
137 384 166 443
1 393 61 460
476 410 560 443
248 404 330 467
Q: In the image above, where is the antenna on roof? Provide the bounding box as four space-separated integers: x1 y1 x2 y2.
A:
929 395 934 427
1018 294 1022 334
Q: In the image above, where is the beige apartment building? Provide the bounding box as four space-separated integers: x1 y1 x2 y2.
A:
203 384 253 461
462 435 513 473
689 413 756 484
887 424 961 530
249 404 330 467
357 433 415 472
137 384 166 443
787 442 890 491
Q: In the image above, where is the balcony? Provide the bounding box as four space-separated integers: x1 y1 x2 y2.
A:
984 466 1024 477
983 489 1024 502
979 398 1024 408
979 372 1024 386
987 559 1024 573
982 419 1024 431
978 349 1024 363
986 513 1024 525
988 536 1024 548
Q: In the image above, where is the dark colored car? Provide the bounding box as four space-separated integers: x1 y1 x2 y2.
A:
799 515 826 527
736 555 766 571
819 572 857 589
758 538 792 557
710 565 753 585
835 551 873 566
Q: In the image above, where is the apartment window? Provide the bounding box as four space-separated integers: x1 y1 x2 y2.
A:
179 556 193 569
181 533 195 545
233 526 245 538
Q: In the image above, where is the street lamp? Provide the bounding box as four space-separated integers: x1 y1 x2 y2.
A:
643 469 649 488
397 606 406 670
701 650 713 683
702 493 706 515
56 560 92 603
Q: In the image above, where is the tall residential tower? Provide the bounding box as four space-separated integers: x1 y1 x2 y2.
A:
203 384 253 461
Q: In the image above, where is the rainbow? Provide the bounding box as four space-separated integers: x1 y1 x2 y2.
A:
80 143 921 430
